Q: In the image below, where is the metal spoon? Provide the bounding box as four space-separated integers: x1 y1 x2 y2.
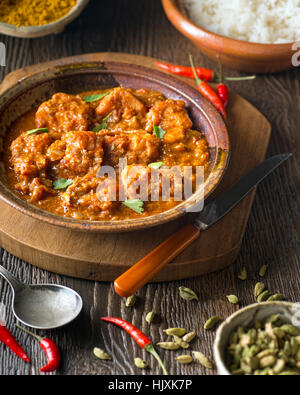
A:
0 264 83 329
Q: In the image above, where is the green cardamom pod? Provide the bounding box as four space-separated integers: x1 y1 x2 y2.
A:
134 357 149 369
172 335 190 349
240 335 252 347
241 355 259 373
227 295 239 304
125 294 136 307
267 294 285 302
93 347 111 360
182 331 196 343
248 328 257 341
265 322 277 339
229 332 238 345
157 342 180 350
179 341 190 349
254 282 265 297
145 311 155 325
233 344 243 366
290 337 299 356
163 328 186 337
280 324 300 336
272 358 286 374
257 290 270 303
249 345 260 357
260 357 277 370
273 327 285 339
175 355 193 364
264 314 282 326
193 351 213 369
237 267 247 281
204 316 220 330
278 350 289 363
259 264 268 277
257 349 277 359
179 286 199 301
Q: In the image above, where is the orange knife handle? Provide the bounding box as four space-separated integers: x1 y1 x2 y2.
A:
114 224 200 297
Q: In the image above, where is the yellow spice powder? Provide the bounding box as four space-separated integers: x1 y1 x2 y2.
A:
0 0 77 27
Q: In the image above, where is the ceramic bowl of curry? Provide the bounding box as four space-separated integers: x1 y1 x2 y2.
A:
0 58 229 232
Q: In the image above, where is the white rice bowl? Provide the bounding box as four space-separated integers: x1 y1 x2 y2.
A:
183 0 300 44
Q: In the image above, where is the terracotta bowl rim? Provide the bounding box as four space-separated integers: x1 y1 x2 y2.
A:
0 59 229 233
162 0 295 52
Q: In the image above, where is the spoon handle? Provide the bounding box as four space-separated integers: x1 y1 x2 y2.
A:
0 265 25 293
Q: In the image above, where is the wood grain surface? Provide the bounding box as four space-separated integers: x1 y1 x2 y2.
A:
0 0 299 376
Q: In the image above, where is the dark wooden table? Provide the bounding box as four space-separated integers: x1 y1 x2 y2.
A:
0 0 299 376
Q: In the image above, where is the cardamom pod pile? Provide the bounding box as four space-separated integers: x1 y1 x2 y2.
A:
226 314 300 375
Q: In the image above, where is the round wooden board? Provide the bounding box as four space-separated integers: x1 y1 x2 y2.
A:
0 53 271 282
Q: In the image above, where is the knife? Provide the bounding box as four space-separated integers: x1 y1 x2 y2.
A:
114 154 292 297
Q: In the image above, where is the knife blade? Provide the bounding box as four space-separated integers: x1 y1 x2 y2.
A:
193 153 292 230
114 153 292 297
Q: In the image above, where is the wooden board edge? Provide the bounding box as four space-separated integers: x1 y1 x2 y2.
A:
0 226 242 282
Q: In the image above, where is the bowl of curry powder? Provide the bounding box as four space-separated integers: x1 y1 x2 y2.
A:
0 0 89 38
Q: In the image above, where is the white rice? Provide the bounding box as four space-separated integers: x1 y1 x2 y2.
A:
183 0 300 43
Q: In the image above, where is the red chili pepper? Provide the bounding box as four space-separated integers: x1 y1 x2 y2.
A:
155 61 256 84
216 59 229 107
217 83 229 108
0 325 30 363
101 317 168 375
101 317 151 348
155 61 215 81
39 338 61 372
189 55 227 119
16 324 60 373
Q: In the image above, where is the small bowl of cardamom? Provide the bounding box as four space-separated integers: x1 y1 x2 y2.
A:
0 0 89 38
213 302 300 376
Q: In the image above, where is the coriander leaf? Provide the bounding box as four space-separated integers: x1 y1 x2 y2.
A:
153 124 165 139
92 124 103 133
148 161 164 169
26 128 49 136
53 178 73 190
122 199 144 214
92 113 112 132
83 91 111 103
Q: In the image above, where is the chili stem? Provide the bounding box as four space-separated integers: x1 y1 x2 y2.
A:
101 317 168 375
145 343 168 375
16 324 43 342
189 55 202 86
225 75 256 81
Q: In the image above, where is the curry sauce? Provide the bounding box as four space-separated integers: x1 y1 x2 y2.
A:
4 87 210 221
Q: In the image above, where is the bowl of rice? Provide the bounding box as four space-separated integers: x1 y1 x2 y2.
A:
162 0 299 73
